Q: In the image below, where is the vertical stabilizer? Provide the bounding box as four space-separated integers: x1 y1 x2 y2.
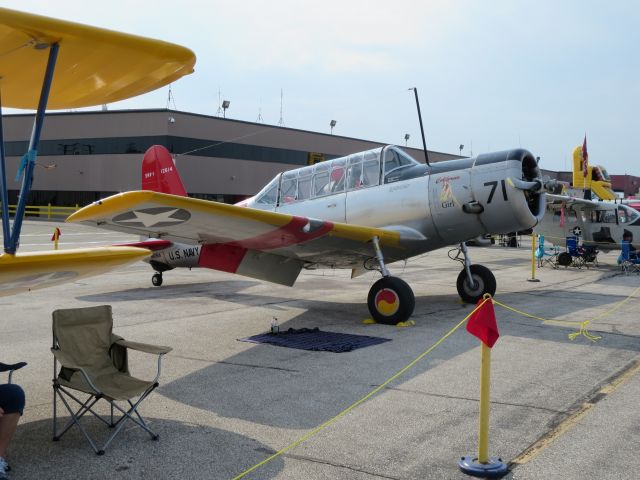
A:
141 145 187 196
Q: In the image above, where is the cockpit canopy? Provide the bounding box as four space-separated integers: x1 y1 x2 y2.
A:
592 165 611 182
253 146 421 207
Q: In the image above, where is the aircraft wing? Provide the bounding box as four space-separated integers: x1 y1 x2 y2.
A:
0 7 195 109
67 191 409 286
546 194 602 209
0 247 150 297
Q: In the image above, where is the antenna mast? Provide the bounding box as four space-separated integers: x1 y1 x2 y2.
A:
256 99 264 123
409 87 430 166
278 88 285 127
166 84 177 110
215 88 223 116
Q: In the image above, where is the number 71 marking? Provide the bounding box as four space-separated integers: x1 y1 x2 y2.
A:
484 180 508 203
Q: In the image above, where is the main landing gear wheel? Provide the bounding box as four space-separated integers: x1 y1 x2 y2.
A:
456 264 496 304
367 276 415 325
151 273 163 287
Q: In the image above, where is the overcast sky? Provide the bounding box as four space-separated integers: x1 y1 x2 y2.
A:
3 0 639 174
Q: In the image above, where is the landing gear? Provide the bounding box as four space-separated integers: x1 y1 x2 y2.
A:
366 236 415 325
451 242 496 303
456 264 496 303
151 273 163 287
368 276 415 325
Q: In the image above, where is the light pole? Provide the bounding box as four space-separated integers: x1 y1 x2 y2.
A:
222 100 230 118
404 133 410 146
330 119 336 135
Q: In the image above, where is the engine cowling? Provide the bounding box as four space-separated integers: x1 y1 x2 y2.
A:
428 149 544 244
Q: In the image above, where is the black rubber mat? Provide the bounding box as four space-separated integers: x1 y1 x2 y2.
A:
239 327 391 353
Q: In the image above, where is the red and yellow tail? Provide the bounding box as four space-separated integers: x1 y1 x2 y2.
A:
142 145 187 196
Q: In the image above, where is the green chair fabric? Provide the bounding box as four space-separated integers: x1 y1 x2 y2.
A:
52 305 171 454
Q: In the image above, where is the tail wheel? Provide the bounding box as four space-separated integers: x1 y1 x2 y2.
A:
152 273 163 287
456 264 496 304
367 277 415 325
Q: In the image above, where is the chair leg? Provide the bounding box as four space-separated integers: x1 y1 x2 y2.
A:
52 382 161 455
100 388 159 452
53 385 102 454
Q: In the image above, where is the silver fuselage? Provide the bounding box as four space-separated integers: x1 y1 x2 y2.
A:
151 146 545 270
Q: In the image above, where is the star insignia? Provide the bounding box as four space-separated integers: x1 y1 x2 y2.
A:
113 208 191 228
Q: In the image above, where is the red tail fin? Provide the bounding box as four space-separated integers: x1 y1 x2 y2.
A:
142 145 187 196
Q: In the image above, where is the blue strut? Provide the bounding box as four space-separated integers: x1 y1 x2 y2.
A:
3 42 59 255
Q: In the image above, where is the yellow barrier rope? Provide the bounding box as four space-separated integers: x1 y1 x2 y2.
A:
232 284 640 477
231 298 491 480
493 284 640 342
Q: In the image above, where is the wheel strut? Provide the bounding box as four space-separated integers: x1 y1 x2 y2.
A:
371 236 390 277
459 241 478 290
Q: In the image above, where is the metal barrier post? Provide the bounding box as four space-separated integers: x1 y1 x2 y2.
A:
528 233 540 282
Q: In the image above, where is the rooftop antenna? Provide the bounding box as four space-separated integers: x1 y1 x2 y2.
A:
278 88 285 127
408 87 430 166
215 88 223 116
256 99 264 123
166 84 177 110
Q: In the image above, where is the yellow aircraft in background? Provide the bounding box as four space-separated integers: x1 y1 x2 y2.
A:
0 7 196 296
571 141 615 201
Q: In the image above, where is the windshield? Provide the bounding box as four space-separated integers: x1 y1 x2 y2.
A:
619 205 640 224
254 175 279 205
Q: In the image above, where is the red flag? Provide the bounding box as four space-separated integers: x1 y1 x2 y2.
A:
582 135 588 178
50 228 61 241
466 298 500 348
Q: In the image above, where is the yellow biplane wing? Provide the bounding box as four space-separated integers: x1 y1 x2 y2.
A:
0 247 149 297
0 7 195 109
0 8 196 295
67 191 408 286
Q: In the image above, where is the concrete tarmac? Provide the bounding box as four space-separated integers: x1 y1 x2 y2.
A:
1 221 639 479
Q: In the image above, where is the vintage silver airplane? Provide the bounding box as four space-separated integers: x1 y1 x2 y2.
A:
68 144 549 324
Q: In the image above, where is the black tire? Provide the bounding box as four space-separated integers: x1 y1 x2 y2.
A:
557 252 572 267
367 277 415 325
152 273 163 287
456 264 497 304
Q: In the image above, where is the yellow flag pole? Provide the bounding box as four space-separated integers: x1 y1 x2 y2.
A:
478 342 491 463
53 228 59 250
528 233 540 282
459 298 507 477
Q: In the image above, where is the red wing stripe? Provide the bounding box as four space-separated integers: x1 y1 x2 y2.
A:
227 216 333 250
197 217 332 274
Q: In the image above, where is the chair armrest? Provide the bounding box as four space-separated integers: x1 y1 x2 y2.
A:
0 361 27 372
113 339 172 355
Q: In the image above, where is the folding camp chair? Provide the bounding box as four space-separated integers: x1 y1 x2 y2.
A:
52 305 172 455
621 241 640 275
558 236 597 269
534 235 559 268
